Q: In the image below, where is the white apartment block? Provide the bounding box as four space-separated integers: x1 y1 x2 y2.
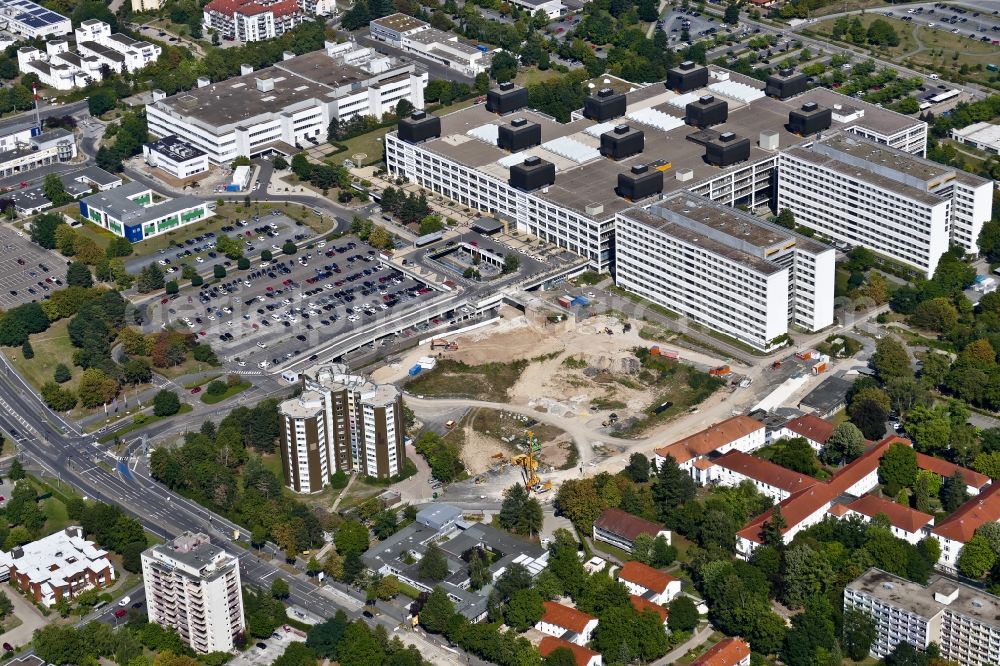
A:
369 14 488 76
509 0 564 19
0 0 70 39
616 193 835 351
931 483 1000 574
778 130 993 278
142 532 245 654
202 0 334 42
18 20 161 91
385 67 923 276
147 42 426 164
74 20 162 74
845 567 1000 665
278 364 404 492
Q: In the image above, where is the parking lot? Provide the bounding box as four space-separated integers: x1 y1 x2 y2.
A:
148 236 449 371
126 212 311 279
659 8 718 42
228 625 306 666
0 224 63 308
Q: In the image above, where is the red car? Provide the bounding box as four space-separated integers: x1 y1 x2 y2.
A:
161 298 169 304
266 286 274 291
198 331 206 337
114 609 127 618
282 279 291 286
190 386 202 394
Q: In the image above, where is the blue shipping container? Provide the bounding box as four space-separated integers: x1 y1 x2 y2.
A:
476 45 488 53
573 295 590 306
409 365 422 376
226 184 240 192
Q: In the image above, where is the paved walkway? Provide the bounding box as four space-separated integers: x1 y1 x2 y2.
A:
652 623 716 665
0 589 47 651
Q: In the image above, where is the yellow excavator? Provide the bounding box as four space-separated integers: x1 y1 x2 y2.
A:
511 452 540 490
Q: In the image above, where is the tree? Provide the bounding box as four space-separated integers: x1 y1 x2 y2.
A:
498 483 543 536
668 595 699 632
883 641 930 666
724 1 740 25
21 339 32 359
337 622 384 666
419 542 449 581
905 404 951 454
941 471 969 513
776 208 795 229
306 611 349 658
879 442 917 496
272 643 316 666
77 368 119 409
270 577 289 599
867 18 900 46
490 51 519 82
872 337 912 381
502 253 520 274
213 265 226 279
152 389 180 417
372 509 398 540
87 88 116 117
653 454 696 521
43 173 72 206
625 452 650 482
282 241 297 255
505 588 544 631
821 422 865 465
780 543 832 609
770 437 820 475
850 396 888 440
30 213 63 249
959 534 996 578
760 505 787 549
66 262 93 288
912 297 959 333
781 596 837 666
8 458 23 481
273 156 288 170
419 586 455 633
334 520 369 558
368 225 391 249
545 647 577 666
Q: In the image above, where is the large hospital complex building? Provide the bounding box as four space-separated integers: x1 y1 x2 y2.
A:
384 63 993 350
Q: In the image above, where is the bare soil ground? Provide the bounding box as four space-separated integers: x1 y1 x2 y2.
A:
376 306 729 438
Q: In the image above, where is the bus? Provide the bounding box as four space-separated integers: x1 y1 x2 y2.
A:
928 89 960 104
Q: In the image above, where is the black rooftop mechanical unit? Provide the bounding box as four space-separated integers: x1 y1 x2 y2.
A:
685 94 728 128
617 164 663 201
765 68 808 100
788 101 832 136
486 82 528 114
600 124 644 160
497 117 542 152
667 61 709 93
509 155 555 192
584 88 626 122
705 131 751 167
397 110 441 144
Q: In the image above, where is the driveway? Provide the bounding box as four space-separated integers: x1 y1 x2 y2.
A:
0 589 47 651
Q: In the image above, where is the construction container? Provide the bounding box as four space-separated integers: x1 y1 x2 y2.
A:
572 295 590 307
557 295 573 309
661 349 680 360
709 365 731 376
812 362 828 375
408 365 422 377
650 346 660 356
795 350 813 361
418 356 437 370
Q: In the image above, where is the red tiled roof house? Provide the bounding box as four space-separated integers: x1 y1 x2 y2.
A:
592 508 671 553
710 450 817 502
840 493 934 544
538 636 603 666
772 414 835 452
617 561 682 604
535 601 599 646
654 416 766 484
691 637 751 666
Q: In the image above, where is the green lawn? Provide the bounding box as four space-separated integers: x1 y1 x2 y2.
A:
41 495 70 532
182 374 222 389
341 128 391 167
406 359 530 402
200 381 251 404
9 318 77 393
97 403 193 443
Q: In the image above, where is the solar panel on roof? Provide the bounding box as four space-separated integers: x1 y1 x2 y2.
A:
626 107 685 133
583 121 618 138
540 136 600 164
708 80 765 103
467 123 499 144
668 92 701 109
